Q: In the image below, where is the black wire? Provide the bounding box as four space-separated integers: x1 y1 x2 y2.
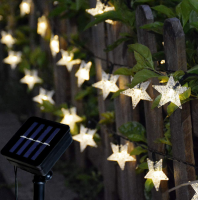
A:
14 166 18 200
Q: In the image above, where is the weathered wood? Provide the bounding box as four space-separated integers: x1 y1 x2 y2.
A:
164 18 196 200
136 5 168 200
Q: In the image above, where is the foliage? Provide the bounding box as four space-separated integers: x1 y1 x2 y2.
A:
99 111 115 124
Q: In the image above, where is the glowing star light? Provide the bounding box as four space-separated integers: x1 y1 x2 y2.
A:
60 107 83 131
1 31 16 47
4 51 22 69
50 35 59 57
153 76 188 109
86 0 115 24
57 49 81 72
73 125 97 152
121 79 152 109
33 88 55 104
107 143 136 170
20 69 42 90
75 61 92 87
92 70 119 100
191 183 198 200
145 159 168 191
20 0 31 16
37 15 48 37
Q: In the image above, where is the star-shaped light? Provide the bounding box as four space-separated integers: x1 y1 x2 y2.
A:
145 159 168 191
92 70 119 100
4 51 22 69
20 69 42 90
75 61 92 87
1 31 16 47
191 183 198 200
37 15 48 37
57 49 81 71
33 88 55 104
73 124 97 152
60 107 83 132
50 35 59 57
153 76 188 109
86 0 115 24
20 0 31 16
121 79 152 109
107 143 136 170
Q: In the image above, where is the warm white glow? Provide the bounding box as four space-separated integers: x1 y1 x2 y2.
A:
121 79 152 109
92 70 119 100
73 124 97 152
37 16 48 37
107 143 136 170
191 183 198 200
20 0 31 16
1 31 16 47
160 60 165 64
33 88 55 104
145 159 168 191
4 51 22 69
153 76 188 109
57 49 81 71
60 107 83 132
20 69 42 90
75 61 92 87
50 35 59 57
86 0 115 24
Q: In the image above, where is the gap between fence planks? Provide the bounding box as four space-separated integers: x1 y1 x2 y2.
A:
164 18 196 200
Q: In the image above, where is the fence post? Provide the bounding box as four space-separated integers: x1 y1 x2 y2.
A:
164 18 196 200
136 5 168 200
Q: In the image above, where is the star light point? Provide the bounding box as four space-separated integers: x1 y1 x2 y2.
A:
92 71 119 100
73 124 97 152
153 76 188 109
20 69 42 90
4 51 22 69
145 159 169 191
75 61 92 87
107 143 136 170
20 0 31 16
1 31 16 47
191 183 198 200
37 15 48 37
50 35 59 57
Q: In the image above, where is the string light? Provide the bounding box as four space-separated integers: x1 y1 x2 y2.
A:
19 0 31 16
121 79 152 109
33 88 55 104
92 70 119 100
107 143 136 170
86 0 115 24
1 31 15 47
37 15 48 37
75 61 92 87
73 124 97 152
60 107 83 132
191 183 198 200
50 35 59 57
57 49 81 71
3 51 22 69
153 76 188 109
20 69 42 90
145 159 169 191
160 60 165 64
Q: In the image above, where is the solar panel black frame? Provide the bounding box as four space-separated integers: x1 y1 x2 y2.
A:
1 116 72 176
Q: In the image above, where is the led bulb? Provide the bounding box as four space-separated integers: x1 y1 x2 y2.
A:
33 88 55 104
50 35 59 57
20 0 31 16
191 183 198 200
37 16 48 37
4 51 22 69
160 60 165 65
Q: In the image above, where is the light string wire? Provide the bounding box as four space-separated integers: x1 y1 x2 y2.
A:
14 166 18 200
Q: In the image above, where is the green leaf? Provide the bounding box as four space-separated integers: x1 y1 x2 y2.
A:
119 121 147 143
135 0 154 2
158 76 169 83
152 51 165 62
140 155 148 163
140 22 164 34
152 5 176 18
130 146 148 155
132 63 145 73
138 162 148 169
173 70 185 80
75 87 93 100
188 0 198 13
99 111 115 124
188 65 198 74
152 94 162 109
111 89 125 99
189 10 198 28
130 69 160 88
128 43 154 69
179 88 191 101
190 22 198 29
145 179 154 192
113 67 134 76
155 137 172 146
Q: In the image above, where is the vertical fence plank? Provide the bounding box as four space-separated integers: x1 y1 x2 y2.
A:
106 22 145 200
136 5 168 200
164 18 196 200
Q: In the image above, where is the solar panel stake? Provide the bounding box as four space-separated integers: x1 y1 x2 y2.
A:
33 170 53 200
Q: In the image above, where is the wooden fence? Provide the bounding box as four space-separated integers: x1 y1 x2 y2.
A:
2 0 197 200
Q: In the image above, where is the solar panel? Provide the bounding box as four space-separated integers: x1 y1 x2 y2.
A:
1 117 72 176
